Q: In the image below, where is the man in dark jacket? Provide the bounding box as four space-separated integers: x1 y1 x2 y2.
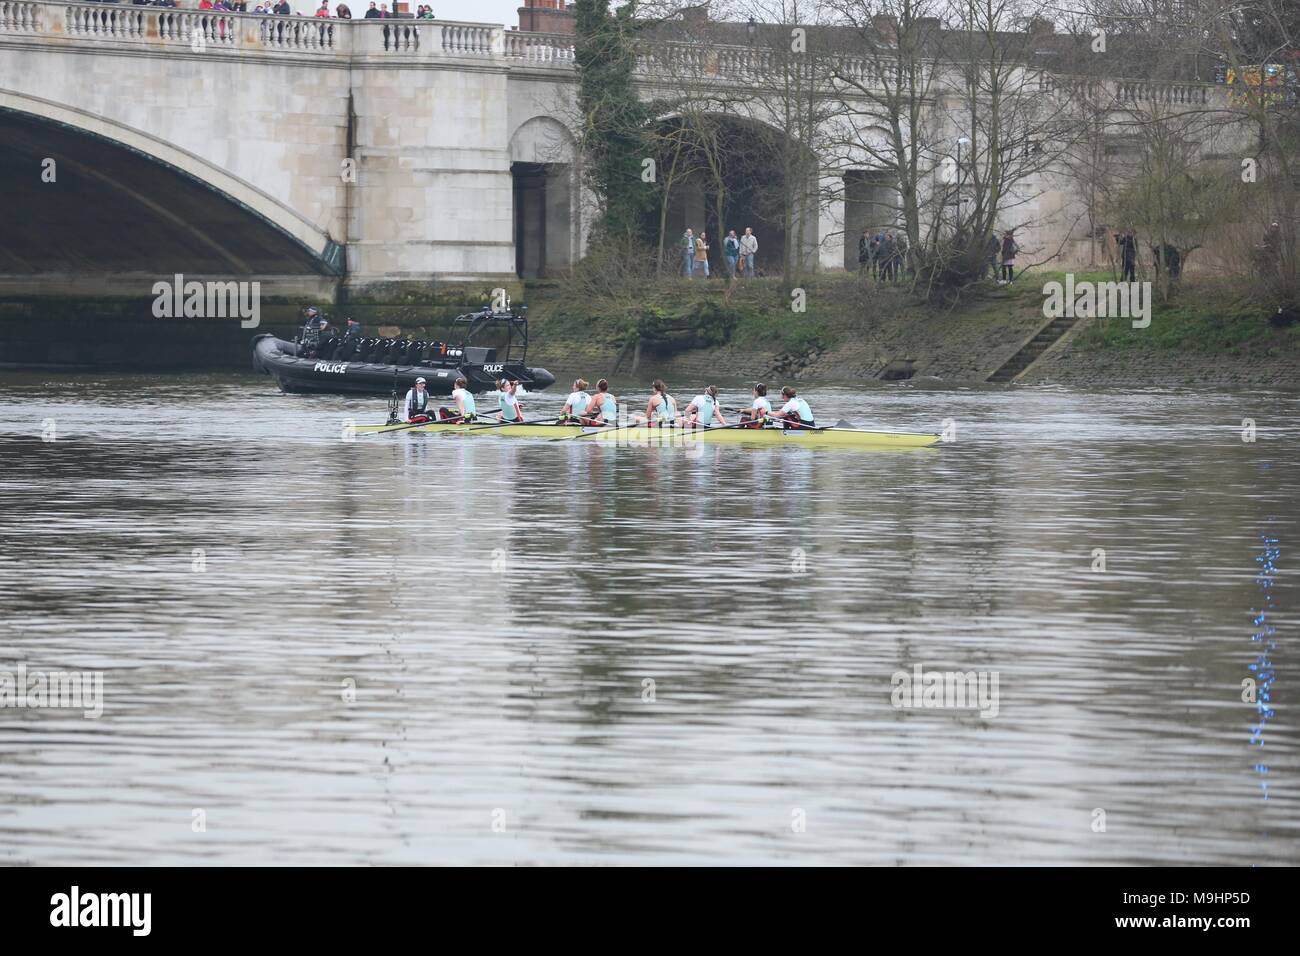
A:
1115 229 1137 282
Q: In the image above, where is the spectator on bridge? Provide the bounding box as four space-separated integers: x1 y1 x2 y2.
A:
273 0 290 12
314 2 329 15
379 3 391 16
682 228 697 278
363 0 378 15
336 2 351 16
739 227 758 278
724 230 740 279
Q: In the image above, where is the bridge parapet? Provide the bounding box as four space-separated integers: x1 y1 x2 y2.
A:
0 0 508 59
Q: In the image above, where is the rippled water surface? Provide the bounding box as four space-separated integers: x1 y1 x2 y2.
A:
1 370 1297 865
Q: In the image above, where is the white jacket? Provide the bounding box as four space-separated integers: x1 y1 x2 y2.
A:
739 234 758 255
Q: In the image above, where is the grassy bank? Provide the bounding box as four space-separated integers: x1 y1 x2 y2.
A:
523 268 1299 388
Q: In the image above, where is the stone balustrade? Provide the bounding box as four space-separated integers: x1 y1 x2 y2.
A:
0 0 506 57
1 0 1223 106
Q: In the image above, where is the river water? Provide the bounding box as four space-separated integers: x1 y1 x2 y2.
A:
0 370 1296 865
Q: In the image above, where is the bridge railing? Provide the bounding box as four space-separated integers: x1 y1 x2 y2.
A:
0 1 509 58
0 0 1224 104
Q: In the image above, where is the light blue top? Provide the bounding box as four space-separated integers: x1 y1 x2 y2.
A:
692 394 716 426
499 391 522 421
566 390 591 418
453 387 476 417
652 393 676 424
781 397 813 423
753 396 772 418
597 394 617 420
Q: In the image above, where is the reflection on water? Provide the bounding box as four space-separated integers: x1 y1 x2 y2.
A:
0 370 1298 865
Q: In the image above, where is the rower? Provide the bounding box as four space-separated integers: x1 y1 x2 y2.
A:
740 383 772 427
496 378 525 422
404 377 433 423
438 376 476 422
684 385 727 427
638 379 677 426
582 379 619 426
773 385 814 428
562 378 591 423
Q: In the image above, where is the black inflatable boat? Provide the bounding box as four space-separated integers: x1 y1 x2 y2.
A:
252 307 556 396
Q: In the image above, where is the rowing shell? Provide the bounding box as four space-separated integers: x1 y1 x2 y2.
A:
355 421 940 449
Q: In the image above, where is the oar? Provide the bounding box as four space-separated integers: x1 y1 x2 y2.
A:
362 415 467 436
454 415 565 433
551 417 779 442
364 414 563 436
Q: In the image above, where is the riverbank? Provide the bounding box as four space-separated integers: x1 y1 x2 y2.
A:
523 271 1300 388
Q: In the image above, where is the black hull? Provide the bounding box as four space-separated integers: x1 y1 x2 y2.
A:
252 335 555 396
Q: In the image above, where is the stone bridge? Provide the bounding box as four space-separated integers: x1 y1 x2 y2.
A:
0 1 1224 307
0 1 600 301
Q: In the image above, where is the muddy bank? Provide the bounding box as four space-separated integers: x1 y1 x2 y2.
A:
524 274 1300 389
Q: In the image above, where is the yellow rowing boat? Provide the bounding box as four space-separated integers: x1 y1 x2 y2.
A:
355 420 940 449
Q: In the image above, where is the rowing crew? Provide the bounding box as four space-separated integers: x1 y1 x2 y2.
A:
405 376 815 428
563 378 815 429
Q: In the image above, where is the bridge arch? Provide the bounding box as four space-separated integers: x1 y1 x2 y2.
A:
509 115 578 279
645 111 822 275
0 90 342 281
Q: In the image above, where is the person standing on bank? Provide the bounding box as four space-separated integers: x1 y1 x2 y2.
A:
724 230 740 279
1000 231 1019 283
739 227 758 278
682 228 697 278
694 231 711 278
1116 229 1137 283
